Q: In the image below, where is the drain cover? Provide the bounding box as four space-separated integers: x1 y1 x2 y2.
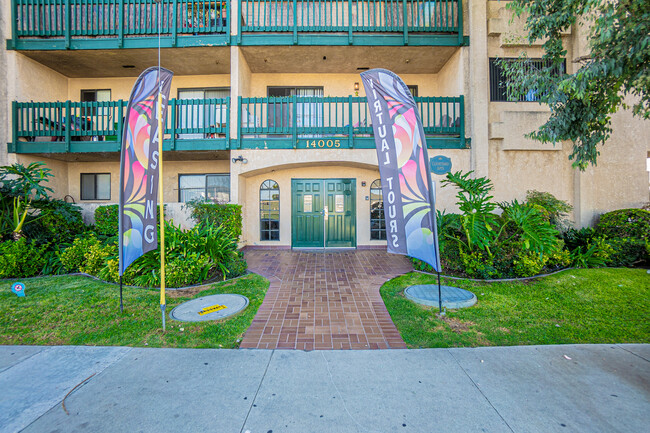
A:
170 294 249 322
405 285 477 309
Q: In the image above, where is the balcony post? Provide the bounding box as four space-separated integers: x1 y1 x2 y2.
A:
236 96 242 149
292 0 297 44
237 0 242 44
292 95 297 148
460 96 466 148
172 0 178 47
348 0 352 45
65 0 71 49
458 0 464 45
118 0 124 48
64 101 71 152
226 97 231 145
117 100 124 151
9 0 17 50
170 99 177 150
225 0 231 40
402 0 408 45
348 96 353 148
11 102 17 152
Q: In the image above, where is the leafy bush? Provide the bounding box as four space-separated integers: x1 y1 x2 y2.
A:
513 252 547 278
185 201 243 241
563 227 596 251
570 237 614 268
80 243 116 276
23 199 86 245
525 190 573 231
59 234 102 273
224 250 248 278
459 250 499 279
94 205 119 237
0 239 47 278
99 220 241 287
595 209 649 266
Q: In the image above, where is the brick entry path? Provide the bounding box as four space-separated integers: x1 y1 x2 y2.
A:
240 249 413 350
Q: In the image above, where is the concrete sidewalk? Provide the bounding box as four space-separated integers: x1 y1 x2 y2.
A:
1 345 648 433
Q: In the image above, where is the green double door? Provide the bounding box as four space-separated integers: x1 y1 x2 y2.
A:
291 179 356 248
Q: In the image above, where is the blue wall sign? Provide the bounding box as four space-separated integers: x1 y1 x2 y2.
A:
430 156 452 175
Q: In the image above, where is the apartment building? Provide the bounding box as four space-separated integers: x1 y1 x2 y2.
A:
2 1 648 248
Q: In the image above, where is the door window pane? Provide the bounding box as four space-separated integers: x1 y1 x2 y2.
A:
370 179 386 240
260 179 280 241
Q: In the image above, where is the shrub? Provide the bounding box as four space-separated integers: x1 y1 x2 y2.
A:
459 250 499 279
23 199 86 245
80 243 116 276
595 208 650 266
59 234 102 273
513 252 547 278
525 190 573 231
224 250 248 278
563 227 595 251
185 201 243 241
570 237 614 268
94 205 119 236
0 239 47 278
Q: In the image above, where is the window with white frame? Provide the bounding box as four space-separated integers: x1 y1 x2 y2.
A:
260 180 280 241
370 179 386 240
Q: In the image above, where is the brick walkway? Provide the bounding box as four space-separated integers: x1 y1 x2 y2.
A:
240 249 413 350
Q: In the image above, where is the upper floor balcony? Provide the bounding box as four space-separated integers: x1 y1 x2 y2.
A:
8 0 465 51
8 95 466 155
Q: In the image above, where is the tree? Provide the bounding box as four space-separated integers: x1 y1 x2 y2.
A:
0 162 53 240
500 0 649 169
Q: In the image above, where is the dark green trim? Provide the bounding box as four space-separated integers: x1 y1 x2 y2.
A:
237 136 469 150
10 35 229 51
235 34 466 47
9 138 229 154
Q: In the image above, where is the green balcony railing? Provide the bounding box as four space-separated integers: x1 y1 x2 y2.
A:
238 0 463 45
11 0 229 49
9 95 466 152
11 98 230 152
238 95 464 148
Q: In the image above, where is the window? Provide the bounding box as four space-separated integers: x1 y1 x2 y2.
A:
370 179 386 240
489 58 565 102
178 174 230 203
407 85 418 97
267 87 324 133
80 89 111 124
260 180 280 241
81 173 111 200
177 88 229 139
81 89 111 103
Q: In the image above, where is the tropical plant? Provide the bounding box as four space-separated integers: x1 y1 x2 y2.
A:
496 200 560 255
0 162 53 240
525 190 573 231
441 171 498 253
184 201 243 241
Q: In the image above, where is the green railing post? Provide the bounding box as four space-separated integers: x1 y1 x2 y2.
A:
225 0 231 41
458 0 464 45
236 96 242 149
292 94 297 148
348 0 352 44
460 96 465 148
117 100 124 150
65 0 71 49
11 102 17 152
402 0 408 45
9 0 17 49
348 95 353 148
170 99 177 150
64 100 71 152
292 0 297 44
226 97 231 145
237 0 242 44
118 0 125 48
172 0 178 47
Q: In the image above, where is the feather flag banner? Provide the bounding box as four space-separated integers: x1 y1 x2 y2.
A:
119 67 173 276
360 68 441 272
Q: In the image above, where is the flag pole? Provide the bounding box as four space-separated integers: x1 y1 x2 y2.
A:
119 276 123 313
156 0 166 332
437 271 443 315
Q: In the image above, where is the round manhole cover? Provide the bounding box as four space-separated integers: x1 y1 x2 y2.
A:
170 294 249 322
405 285 477 309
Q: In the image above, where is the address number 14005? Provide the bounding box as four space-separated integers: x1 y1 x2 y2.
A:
305 139 341 148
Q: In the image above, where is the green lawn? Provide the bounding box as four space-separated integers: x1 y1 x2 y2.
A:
0 274 269 348
381 268 650 348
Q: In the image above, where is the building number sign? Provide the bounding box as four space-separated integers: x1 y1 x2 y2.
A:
305 139 342 148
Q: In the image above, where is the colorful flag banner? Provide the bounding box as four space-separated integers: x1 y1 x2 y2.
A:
119 67 173 275
361 68 441 272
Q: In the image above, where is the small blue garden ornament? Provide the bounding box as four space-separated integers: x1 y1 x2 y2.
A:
11 282 26 297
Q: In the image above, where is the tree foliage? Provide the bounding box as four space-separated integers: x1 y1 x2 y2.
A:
501 0 650 169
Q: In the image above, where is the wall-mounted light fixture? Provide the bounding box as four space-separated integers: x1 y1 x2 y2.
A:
354 82 360 91
232 155 248 164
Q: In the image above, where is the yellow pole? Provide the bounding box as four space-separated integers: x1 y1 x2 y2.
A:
158 91 166 331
